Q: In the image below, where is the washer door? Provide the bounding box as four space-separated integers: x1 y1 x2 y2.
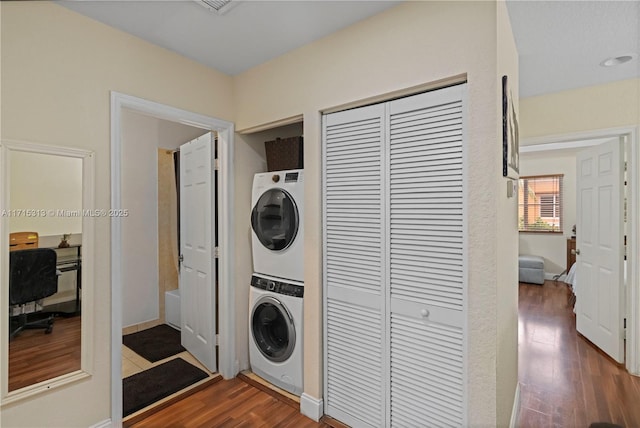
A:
251 295 296 363
251 188 299 251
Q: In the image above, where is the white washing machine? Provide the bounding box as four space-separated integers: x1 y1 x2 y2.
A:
249 273 303 396
251 169 304 282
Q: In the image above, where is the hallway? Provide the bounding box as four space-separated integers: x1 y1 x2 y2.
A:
518 280 640 427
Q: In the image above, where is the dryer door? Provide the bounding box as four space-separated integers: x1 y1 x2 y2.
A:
251 295 296 362
251 188 299 251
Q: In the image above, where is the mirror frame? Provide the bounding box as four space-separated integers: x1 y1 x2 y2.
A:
0 139 95 405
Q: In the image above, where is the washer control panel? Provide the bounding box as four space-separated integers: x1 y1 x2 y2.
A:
251 275 304 298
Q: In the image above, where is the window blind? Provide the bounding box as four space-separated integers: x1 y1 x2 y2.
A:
519 174 563 232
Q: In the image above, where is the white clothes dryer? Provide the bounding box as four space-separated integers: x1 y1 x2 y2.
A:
251 169 304 282
248 273 303 396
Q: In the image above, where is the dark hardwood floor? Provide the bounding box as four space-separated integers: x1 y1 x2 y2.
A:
130 377 331 428
518 280 640 427
8 315 81 391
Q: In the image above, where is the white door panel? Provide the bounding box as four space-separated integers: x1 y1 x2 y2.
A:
180 132 216 372
576 139 623 363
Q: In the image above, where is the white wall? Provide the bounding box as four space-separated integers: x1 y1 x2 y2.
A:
121 109 207 328
233 122 303 371
519 149 578 274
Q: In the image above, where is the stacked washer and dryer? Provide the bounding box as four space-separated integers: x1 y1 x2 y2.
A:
249 169 304 395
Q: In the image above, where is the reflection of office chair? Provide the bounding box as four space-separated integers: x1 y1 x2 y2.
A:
9 248 59 340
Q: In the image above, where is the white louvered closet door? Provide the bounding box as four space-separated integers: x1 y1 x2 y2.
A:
323 84 467 428
388 85 466 427
323 104 386 428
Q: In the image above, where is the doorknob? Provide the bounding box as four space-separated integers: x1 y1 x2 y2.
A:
575 249 581 255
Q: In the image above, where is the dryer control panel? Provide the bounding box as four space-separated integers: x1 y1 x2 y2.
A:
251 275 304 298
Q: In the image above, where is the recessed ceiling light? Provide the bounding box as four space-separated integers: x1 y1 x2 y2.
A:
600 55 635 67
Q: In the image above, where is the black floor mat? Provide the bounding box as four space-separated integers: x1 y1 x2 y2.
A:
123 324 185 362
123 357 208 417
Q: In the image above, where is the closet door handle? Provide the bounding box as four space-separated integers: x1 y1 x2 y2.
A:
420 309 430 318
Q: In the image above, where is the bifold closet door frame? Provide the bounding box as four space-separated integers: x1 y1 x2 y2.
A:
322 103 388 427
386 86 468 427
322 84 468 428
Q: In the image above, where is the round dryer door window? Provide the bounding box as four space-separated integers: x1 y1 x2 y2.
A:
252 296 296 362
251 189 299 251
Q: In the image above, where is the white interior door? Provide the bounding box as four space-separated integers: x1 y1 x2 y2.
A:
576 138 624 363
180 132 216 372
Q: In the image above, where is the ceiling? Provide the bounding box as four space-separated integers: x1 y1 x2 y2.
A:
59 0 639 98
58 0 400 76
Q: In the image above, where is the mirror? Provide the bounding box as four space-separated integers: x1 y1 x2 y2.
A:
1 141 94 404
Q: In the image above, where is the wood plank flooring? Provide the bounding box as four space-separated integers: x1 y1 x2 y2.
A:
518 280 640 427
130 377 331 428
16 282 635 425
8 315 81 391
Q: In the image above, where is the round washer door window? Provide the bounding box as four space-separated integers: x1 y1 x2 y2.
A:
251 296 296 363
251 189 299 251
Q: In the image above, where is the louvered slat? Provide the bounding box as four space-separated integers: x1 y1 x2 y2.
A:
323 85 466 428
390 98 464 310
324 104 383 297
324 104 384 428
387 86 466 427
326 299 383 427
390 313 464 427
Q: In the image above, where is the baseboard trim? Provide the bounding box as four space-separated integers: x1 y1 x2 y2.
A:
509 382 521 428
300 393 323 422
89 419 112 428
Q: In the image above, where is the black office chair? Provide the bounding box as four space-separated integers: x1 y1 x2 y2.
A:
9 248 59 340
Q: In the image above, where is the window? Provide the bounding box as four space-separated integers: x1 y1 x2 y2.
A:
519 174 563 232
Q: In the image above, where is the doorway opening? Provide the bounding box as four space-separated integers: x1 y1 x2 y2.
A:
118 110 221 420
110 92 235 426
516 127 639 421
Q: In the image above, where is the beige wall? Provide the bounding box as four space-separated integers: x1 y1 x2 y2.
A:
0 2 233 426
234 1 517 425
520 78 640 140
519 150 579 274
1 0 522 425
495 1 520 426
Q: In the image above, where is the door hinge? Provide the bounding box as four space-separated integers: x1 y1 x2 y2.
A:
214 247 219 258
178 254 184 271
214 159 220 170
624 161 628 172
215 334 219 346
624 318 627 339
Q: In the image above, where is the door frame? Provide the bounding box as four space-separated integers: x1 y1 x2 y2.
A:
110 92 236 424
521 125 639 376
